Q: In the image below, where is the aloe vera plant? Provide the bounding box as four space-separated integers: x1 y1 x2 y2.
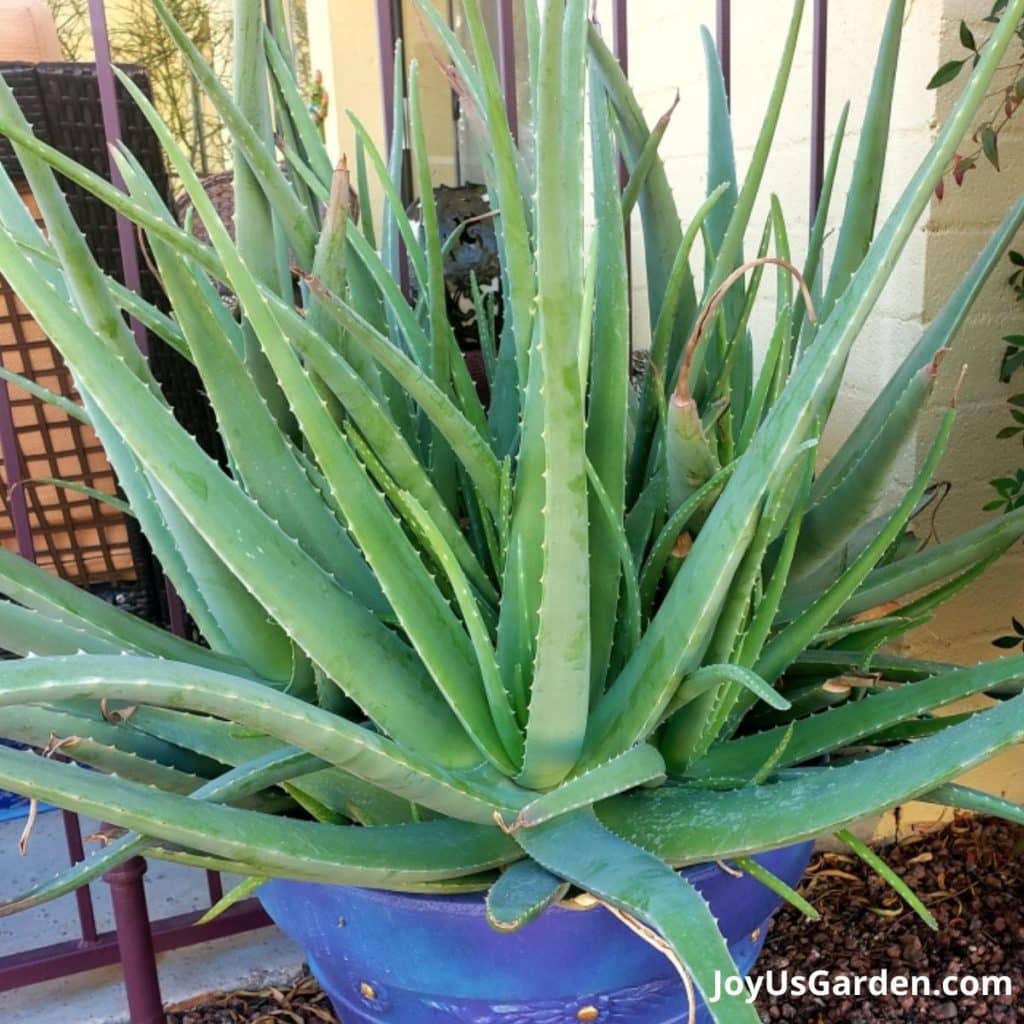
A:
1 1 1024 1020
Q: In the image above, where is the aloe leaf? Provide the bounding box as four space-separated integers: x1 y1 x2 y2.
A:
757 408 954 681
1 711 203 794
302 281 502 513
0 224 483 763
800 505 1024 623
454 0 537 388
393 491 523 770
150 0 315 267
696 26 745 400
814 192 1024 500
486 859 568 932
262 27 332 186
0 742 517 888
622 92 679 221
732 855 819 920
920 782 1024 825
703 0 803 300
789 649 952 682
516 0 591 791
0 704 218 780
0 746 323 918
662 443 815 767
667 665 791 722
516 809 759 1024
790 355 944 582
100 76 504 760
0 106 282 664
346 111 428 290
0 547 244 674
687 657 1024 782
794 102 850 343
819 0 905 327
0 656 529 821
195 875 266 925
584 0 1024 766
122 705 414 826
834 550 1002 656
0 360 89 424
627 185 730 502
269 278 494 602
601 689 1024 865
0 86 148 381
0 112 222 277
139 202 388 616
836 827 936 930
587 26 696 412
508 745 665 833
0 602 133 657
639 462 737 616
305 158 381 405
7 226 190 361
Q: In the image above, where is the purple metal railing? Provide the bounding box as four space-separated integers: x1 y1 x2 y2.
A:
0 3 832 1021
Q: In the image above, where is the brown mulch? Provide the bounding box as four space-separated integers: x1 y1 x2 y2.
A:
165 974 339 1024
166 815 1022 1024
754 814 1023 1023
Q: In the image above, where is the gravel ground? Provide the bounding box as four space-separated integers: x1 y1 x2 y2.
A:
166 815 1022 1024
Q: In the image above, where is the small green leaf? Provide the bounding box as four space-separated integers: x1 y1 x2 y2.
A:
928 59 966 88
980 125 1000 169
993 635 1023 648
960 20 978 50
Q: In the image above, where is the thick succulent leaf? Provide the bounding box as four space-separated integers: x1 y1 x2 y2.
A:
0 183 489 764
600 689 1024 864
813 192 1024 502
587 73 631 696
516 0 591 790
0 705 215 784
262 27 332 187
433 0 535 387
150 0 316 267
0 743 517 888
139 206 387 615
587 26 696 413
789 505 1024 623
688 657 1024 781
486 860 568 932
732 855 819 920
818 0 905 327
516 809 759 1024
836 827 937 930
0 547 244 673
582 2 1024 767
757 409 954 681
920 783 1024 825
507 745 666 831
790 355 941 581
0 746 323 918
303 281 502 514
0 656 529 821
795 102 850 342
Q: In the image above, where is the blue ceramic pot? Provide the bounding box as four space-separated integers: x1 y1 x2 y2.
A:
259 839 812 1024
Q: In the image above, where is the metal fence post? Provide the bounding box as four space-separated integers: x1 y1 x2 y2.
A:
104 858 166 1024
86 1 166 1019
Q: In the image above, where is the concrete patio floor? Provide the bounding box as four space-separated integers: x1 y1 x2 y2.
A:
0 811 304 1024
